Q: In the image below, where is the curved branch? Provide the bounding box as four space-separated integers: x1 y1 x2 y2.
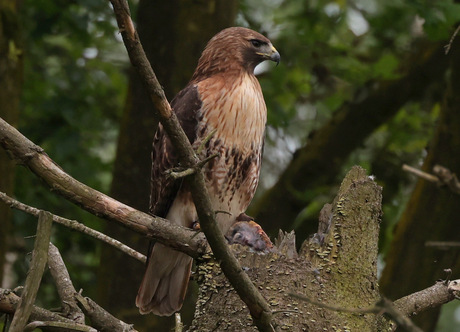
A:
0 117 206 258
0 192 146 263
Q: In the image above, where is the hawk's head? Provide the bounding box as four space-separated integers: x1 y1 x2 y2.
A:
192 27 280 81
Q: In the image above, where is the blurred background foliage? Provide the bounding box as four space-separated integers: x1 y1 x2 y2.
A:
1 0 460 331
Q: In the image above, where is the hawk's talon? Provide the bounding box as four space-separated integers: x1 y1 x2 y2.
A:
165 153 219 180
191 221 201 231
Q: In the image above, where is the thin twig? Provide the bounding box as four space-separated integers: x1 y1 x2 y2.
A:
9 211 53 332
445 24 460 55
402 164 439 183
24 321 97 332
402 164 460 195
0 192 146 263
288 292 381 314
425 241 460 249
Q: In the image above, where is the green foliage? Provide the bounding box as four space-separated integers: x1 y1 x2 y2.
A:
12 0 128 298
246 0 458 209
7 0 460 328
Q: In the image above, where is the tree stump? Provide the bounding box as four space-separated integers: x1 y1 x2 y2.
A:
189 166 390 331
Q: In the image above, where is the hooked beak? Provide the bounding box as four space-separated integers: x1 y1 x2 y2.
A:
269 46 280 66
257 45 280 66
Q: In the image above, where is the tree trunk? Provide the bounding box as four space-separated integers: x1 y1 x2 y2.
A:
191 166 388 331
380 43 460 331
0 0 23 285
97 1 237 330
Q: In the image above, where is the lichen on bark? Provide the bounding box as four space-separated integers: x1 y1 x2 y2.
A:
189 166 389 331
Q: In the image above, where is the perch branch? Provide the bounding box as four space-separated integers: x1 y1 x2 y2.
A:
109 0 274 330
0 118 207 258
48 243 85 323
9 211 52 332
0 192 146 263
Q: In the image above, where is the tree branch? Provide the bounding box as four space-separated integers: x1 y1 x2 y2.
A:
402 164 460 195
9 211 52 332
0 117 207 258
108 0 274 330
48 241 137 331
0 288 79 330
0 192 146 263
394 281 457 317
75 293 137 332
48 243 85 324
23 321 97 332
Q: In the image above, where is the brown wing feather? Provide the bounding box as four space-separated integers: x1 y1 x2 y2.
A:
149 84 202 217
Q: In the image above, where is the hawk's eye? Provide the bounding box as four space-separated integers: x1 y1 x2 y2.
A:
250 39 263 48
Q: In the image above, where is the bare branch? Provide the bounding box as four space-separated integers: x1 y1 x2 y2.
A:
24 321 97 332
445 24 460 55
402 164 460 195
402 164 439 182
75 292 137 332
394 281 456 317
48 243 85 324
425 241 460 249
0 118 207 258
108 0 274 329
0 192 146 263
0 288 75 324
9 211 52 332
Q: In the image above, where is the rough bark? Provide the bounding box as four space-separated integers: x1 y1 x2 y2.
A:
250 41 449 239
190 166 388 331
380 42 460 331
0 0 23 285
0 118 208 257
98 1 238 330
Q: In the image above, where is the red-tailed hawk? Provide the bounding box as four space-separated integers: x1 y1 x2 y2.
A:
136 27 280 316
